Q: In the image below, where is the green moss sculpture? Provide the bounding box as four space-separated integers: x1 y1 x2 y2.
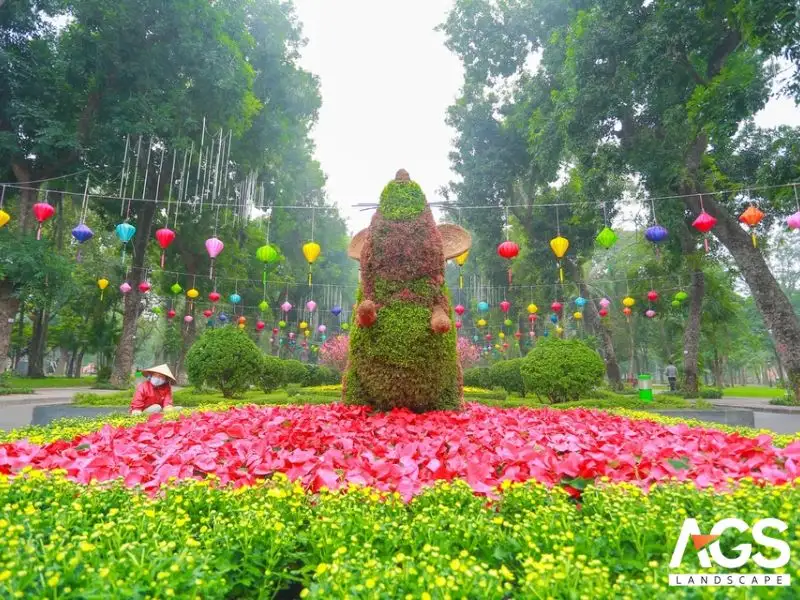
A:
343 169 472 412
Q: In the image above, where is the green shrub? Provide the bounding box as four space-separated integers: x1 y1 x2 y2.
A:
282 359 309 386
305 364 340 387
488 359 526 397
699 387 723 399
520 338 605 404
260 355 286 393
463 367 492 389
286 383 302 397
185 327 263 398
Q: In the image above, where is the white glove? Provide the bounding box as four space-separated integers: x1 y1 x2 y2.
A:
144 404 163 414
131 410 143 416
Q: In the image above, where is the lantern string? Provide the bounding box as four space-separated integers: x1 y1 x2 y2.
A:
602 201 608 227
165 149 177 227
118 135 130 206
154 145 165 214
0 185 5 209
650 197 658 225
794 184 799 211
80 175 91 222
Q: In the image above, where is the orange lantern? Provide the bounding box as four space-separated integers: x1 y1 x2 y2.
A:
738 206 764 248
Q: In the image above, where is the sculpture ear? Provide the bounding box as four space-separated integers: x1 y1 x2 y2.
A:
438 224 472 260
347 229 368 261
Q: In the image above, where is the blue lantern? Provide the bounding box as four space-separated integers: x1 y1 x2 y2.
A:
115 222 136 243
550 313 558 324
320 334 327 342
71 223 94 243
331 305 342 317
472 335 479 342
229 293 241 304
477 301 489 312
543 329 549 337
645 225 668 243
218 312 229 323
575 296 587 308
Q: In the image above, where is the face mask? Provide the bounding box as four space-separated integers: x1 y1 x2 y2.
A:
150 376 166 387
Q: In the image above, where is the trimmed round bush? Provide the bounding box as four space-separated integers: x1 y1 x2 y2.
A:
282 359 309 386
260 355 286 393
305 365 340 387
521 338 605 403
185 327 263 398
463 367 492 389
489 359 526 397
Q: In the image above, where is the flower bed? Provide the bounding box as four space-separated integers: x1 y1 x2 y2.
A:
1 472 798 598
1 404 798 497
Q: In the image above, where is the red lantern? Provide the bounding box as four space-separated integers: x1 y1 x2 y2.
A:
272 328 279 335
551 301 563 313
647 290 659 302
485 334 492 341
623 307 632 317
598 308 609 317
32 202 55 240
455 320 462 329
499 300 511 313
155 228 176 268
138 281 151 293
693 211 717 252
502 342 509 350
209 291 221 303
256 320 266 331
454 304 465 316
497 241 520 284
203 309 213 318
238 316 246 325
528 314 537 323
514 331 522 340
167 309 176 319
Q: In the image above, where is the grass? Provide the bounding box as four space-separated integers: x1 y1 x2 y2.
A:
6 375 97 388
723 385 787 398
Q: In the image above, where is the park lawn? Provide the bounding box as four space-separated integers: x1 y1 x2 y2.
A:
7 375 97 389
724 385 787 398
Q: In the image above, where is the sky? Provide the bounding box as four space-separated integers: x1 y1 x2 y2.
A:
293 0 800 235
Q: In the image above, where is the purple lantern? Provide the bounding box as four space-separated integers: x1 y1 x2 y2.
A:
318 324 327 333
645 309 656 318
71 223 94 243
331 305 342 317
306 300 317 312
645 225 668 243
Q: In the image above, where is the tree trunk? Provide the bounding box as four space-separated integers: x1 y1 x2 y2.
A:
683 192 800 403
27 308 49 378
57 347 69 376
682 268 704 394
0 281 19 372
711 348 723 388
72 349 85 378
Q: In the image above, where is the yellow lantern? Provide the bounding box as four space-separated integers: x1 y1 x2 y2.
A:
454 250 469 288
498 331 505 339
555 326 564 336
549 236 570 283
494 344 500 350
304 329 311 337
97 278 109 300
302 241 322 285
299 321 308 330
186 288 199 299
573 311 583 320
623 296 635 308
527 303 538 314
238 323 245 330
477 318 487 327
0 209 10 229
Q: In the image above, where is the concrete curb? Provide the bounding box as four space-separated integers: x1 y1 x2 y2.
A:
712 401 800 415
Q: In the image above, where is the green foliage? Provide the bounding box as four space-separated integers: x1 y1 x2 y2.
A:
304 365 339 387
282 359 309 386
378 180 427 220
260 355 285 393
285 383 302 398
521 338 605 403
185 328 263 398
488 359 526 397
463 367 492 389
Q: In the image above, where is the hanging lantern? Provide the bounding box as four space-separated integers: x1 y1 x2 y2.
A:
33 202 55 240
119 282 132 294
454 251 469 288
184 315 194 324
595 226 618 249
218 313 228 323
341 322 350 331
97 278 109 300
171 283 183 295
304 329 311 337
152 306 162 316
318 324 327 334
187 288 199 300
738 206 764 248
528 314 537 323
645 225 668 244
549 236 569 283
671 300 681 308
645 309 656 318
498 331 505 339
497 241 519 284
454 304 465 316
278 320 287 328
575 297 586 309
272 328 279 335
259 300 269 312
598 308 609 318
256 320 266 331
485 334 492 342
787 211 800 230
599 298 611 309
674 290 689 302
477 318 487 328
71 223 94 261
549 314 558 324
155 228 176 268
555 326 564 336
573 311 583 320
514 331 522 340
256 244 279 285
209 291 221 303
455 320 462 329
477 301 489 312
622 297 635 308
306 300 317 312
281 301 292 313
229 293 241 305
203 309 213 318
692 212 717 252
138 281 151 294
0 210 10 228
205 237 224 279
551 301 563 313
238 316 247 326
623 307 632 317
647 290 659 302
289 332 296 340
529 331 536 339
167 309 177 319
302 241 321 285
331 305 342 317
503 318 513 327
299 321 308 330
527 303 538 314
114 222 136 261
499 300 511 313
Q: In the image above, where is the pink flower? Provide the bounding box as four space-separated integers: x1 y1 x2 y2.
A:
319 335 350 372
456 337 480 369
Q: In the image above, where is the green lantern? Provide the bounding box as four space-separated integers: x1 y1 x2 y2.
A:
341 322 350 331
595 226 618 249
671 300 681 308
503 318 513 327
674 291 689 302
278 320 286 328
170 282 182 295
256 244 279 285
152 306 162 315
258 300 269 312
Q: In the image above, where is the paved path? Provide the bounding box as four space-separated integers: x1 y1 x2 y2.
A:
0 388 119 431
711 397 800 435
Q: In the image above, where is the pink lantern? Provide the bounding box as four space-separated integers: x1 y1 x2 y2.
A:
119 282 132 294
528 314 537 323
318 324 327 333
455 320 462 329
281 301 292 313
306 300 317 312
205 237 224 278
184 315 193 323
454 304 465 316
528 331 535 338
272 328 279 335
551 301 563 313
788 211 800 230
599 298 611 309
289 332 296 340
646 309 656 318
499 300 511 313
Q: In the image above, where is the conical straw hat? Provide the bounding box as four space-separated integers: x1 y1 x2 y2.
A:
142 364 176 383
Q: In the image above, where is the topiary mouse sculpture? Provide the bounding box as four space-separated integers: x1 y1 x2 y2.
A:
343 169 472 412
